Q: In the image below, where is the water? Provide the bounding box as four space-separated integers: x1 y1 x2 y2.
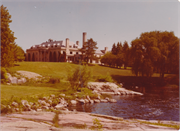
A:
69 86 179 121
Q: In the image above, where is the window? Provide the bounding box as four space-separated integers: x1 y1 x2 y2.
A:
76 52 78 54
70 51 72 54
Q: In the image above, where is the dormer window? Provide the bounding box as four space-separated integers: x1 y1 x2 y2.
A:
70 51 72 54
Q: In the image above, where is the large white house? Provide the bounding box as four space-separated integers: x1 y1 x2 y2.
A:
26 32 108 64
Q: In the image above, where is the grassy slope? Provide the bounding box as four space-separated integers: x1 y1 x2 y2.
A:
8 62 161 78
2 62 177 101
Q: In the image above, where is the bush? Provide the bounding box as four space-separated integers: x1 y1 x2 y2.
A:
67 65 92 91
1 67 8 83
96 73 113 82
48 77 60 84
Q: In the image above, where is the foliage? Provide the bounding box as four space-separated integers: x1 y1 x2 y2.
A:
1 5 16 67
52 111 60 127
13 44 25 62
131 31 179 78
76 88 98 99
96 73 113 82
80 38 98 63
90 118 103 131
67 65 92 91
101 41 130 68
1 67 8 83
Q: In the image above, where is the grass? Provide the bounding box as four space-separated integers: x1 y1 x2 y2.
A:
8 62 174 78
138 120 180 130
1 84 59 101
3 61 178 104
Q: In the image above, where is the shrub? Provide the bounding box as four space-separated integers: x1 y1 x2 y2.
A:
48 77 60 84
1 67 8 83
96 73 113 82
52 111 60 127
90 118 103 131
67 65 92 91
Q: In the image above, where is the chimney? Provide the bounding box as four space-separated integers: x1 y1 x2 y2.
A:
105 47 108 53
76 41 79 47
83 32 87 47
66 38 69 54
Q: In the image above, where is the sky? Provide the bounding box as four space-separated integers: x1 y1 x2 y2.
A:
2 0 180 52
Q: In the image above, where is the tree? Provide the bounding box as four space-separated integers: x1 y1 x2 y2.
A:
80 38 98 63
122 41 129 69
111 43 117 55
131 31 179 78
13 44 25 62
1 5 16 67
116 42 122 55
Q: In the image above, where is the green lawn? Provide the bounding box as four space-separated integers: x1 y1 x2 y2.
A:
3 62 177 102
9 62 163 78
1 84 59 100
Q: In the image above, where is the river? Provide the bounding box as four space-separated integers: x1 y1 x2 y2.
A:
69 86 179 121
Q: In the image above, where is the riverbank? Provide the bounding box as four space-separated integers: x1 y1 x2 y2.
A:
1 110 179 131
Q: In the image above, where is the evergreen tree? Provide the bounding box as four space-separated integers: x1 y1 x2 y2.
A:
80 38 98 63
1 5 16 67
111 43 117 55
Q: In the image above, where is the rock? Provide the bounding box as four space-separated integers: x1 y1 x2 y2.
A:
7 83 11 85
105 97 109 101
100 99 108 103
47 100 52 104
15 108 19 112
89 100 94 104
6 73 12 78
50 94 55 98
109 99 117 103
97 95 101 100
60 94 65 97
114 91 120 95
55 104 65 109
21 100 28 106
42 97 47 100
94 99 100 103
78 99 85 104
84 99 89 103
12 102 18 107
120 92 126 95
119 83 123 87
100 92 114 95
63 108 69 111
17 78 26 84
29 102 33 106
38 100 47 106
21 77 27 83
37 109 42 112
70 100 77 105
86 95 91 101
42 106 49 110
46 103 50 107
9 77 18 84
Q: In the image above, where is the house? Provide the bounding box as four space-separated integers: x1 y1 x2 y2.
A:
26 32 108 64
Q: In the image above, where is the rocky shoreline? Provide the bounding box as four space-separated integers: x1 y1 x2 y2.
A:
1 111 179 131
2 82 143 113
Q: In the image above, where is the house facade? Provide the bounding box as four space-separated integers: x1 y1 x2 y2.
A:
26 32 108 64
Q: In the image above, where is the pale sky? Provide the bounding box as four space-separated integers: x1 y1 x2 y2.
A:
2 0 180 52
